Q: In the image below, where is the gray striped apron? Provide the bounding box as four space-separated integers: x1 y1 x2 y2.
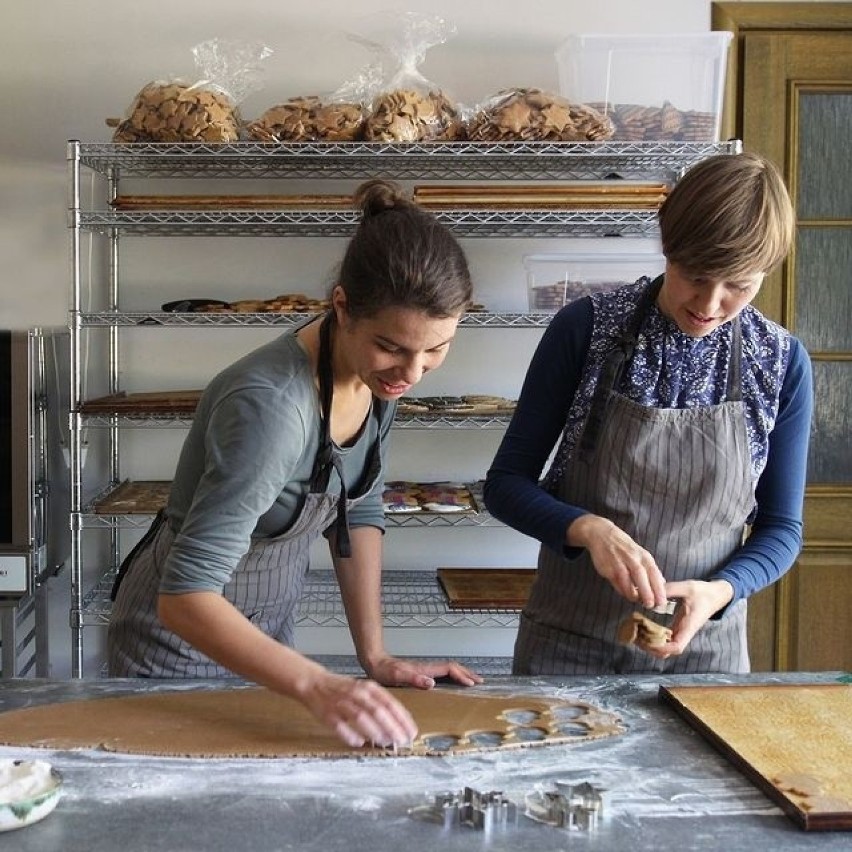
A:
108 314 385 678
514 279 754 675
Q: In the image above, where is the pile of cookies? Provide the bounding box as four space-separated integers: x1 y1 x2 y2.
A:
362 89 465 142
106 80 717 145
589 101 717 141
245 96 364 142
529 279 629 312
188 294 331 313
107 82 242 143
396 395 516 416
468 88 614 142
382 481 477 514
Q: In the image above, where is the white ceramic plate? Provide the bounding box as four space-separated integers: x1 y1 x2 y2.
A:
0 759 63 833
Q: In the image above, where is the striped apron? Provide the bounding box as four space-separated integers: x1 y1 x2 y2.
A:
108 315 385 678
514 281 754 675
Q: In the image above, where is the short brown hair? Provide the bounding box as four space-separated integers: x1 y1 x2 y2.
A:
338 179 472 319
658 152 795 279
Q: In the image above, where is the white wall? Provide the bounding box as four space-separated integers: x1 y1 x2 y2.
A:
1 0 814 674
1 0 715 328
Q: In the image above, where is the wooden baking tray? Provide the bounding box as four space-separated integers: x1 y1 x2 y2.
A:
659 683 852 830
437 568 535 610
80 390 202 414
92 481 172 514
414 182 668 210
111 194 354 210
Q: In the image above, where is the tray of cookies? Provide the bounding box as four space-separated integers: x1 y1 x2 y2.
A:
382 481 479 514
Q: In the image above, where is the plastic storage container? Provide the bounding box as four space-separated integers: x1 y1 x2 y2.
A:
555 32 733 142
524 252 666 312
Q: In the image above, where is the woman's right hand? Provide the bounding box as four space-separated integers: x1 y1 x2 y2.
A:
298 671 418 749
566 514 667 609
158 592 417 749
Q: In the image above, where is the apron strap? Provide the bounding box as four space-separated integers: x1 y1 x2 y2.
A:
315 313 352 556
578 276 663 463
726 314 743 403
311 312 387 559
110 509 167 601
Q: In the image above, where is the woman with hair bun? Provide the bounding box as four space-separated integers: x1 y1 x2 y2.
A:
108 179 481 747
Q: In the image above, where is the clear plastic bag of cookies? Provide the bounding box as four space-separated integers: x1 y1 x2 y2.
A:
107 38 272 143
467 88 614 142
246 95 364 143
245 61 383 143
352 12 465 143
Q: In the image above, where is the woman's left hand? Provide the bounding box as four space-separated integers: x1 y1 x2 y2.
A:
639 579 735 659
365 655 484 689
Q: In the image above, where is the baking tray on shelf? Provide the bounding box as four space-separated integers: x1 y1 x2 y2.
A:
437 567 536 610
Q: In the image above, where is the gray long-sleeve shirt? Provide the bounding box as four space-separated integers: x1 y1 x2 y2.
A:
161 331 393 594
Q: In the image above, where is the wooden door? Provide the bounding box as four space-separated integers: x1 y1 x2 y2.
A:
713 4 852 672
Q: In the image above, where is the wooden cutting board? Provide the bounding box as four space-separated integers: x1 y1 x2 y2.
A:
659 682 852 830
437 568 535 609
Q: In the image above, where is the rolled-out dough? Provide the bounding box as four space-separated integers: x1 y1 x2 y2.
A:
0 687 624 758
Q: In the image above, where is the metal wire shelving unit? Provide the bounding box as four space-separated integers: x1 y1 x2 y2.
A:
67 139 741 675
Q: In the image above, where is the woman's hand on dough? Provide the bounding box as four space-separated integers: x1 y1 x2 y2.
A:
367 655 484 689
567 514 667 609
640 579 735 659
300 671 418 748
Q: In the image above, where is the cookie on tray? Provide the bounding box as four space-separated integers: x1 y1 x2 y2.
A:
418 482 475 513
382 481 422 513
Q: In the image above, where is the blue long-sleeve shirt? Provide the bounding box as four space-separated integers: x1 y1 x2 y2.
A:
484 291 813 606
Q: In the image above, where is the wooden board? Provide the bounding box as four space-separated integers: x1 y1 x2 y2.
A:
414 182 668 210
80 390 202 414
659 683 852 830
112 194 354 210
437 568 535 609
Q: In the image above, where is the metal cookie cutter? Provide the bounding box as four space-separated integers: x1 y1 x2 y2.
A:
648 598 677 624
409 786 518 831
525 780 610 831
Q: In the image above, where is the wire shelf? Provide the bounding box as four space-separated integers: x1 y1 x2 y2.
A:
78 568 522 629
74 140 741 181
81 413 196 429
79 410 512 430
78 208 660 238
298 570 522 628
75 481 499 528
78 311 553 328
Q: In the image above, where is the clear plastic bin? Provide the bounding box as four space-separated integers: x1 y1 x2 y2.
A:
555 32 733 142
524 252 666 313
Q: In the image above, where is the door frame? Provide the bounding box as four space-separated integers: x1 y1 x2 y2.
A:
713 3 852 142
712 2 852 671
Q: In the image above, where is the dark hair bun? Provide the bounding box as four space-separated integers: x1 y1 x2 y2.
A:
353 178 411 218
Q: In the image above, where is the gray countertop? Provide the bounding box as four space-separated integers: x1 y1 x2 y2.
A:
0 672 849 851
